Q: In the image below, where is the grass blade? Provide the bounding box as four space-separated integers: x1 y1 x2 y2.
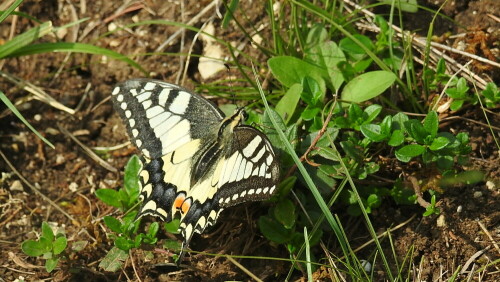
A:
0 91 54 149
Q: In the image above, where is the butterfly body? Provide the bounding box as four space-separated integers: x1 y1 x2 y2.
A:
111 79 279 260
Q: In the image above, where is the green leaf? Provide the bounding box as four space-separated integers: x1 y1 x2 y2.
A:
392 112 409 130
164 219 181 234
258 215 293 244
95 189 122 208
316 147 340 161
123 155 141 202
429 136 450 151
339 34 374 57
7 42 147 75
22 240 49 257
388 129 405 146
115 237 133 251
268 56 326 91
301 76 323 105
0 91 55 149
52 236 67 255
99 246 129 272
341 71 396 104
423 111 438 137
301 106 320 121
275 83 302 123
360 124 386 142
71 241 88 252
0 0 23 24
450 99 464 111
395 144 425 162
306 40 346 92
405 119 428 143
274 198 296 229
305 23 328 48
363 104 382 123
0 21 53 59
45 258 59 273
378 0 418 13
104 216 123 233
41 222 55 242
221 0 239 28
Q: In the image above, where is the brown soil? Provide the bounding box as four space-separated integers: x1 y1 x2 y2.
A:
0 1 498 281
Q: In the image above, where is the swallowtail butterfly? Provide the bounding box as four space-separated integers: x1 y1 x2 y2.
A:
111 79 280 261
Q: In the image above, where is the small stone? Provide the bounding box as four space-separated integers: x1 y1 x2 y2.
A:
108 22 117 32
456 205 462 213
485 181 495 190
10 180 23 192
360 260 372 272
437 214 446 227
55 154 66 165
473 191 482 198
69 182 79 192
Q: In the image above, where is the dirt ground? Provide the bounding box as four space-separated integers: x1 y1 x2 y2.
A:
0 0 498 281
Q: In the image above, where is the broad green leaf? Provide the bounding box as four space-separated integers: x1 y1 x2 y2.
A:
301 106 320 121
124 155 141 196
103 216 123 233
306 40 346 92
363 104 382 123
99 246 129 272
395 144 425 162
45 258 59 273
22 240 50 257
274 198 296 229
429 136 450 151
95 189 121 208
258 215 293 244
301 76 323 105
268 56 326 92
164 219 181 234
52 236 67 255
339 34 374 57
316 147 340 161
450 100 464 111
147 222 159 238
115 237 133 251
360 124 386 142
388 129 405 146
305 24 328 48
275 83 302 123
423 111 438 137
341 71 396 104
392 112 409 130
41 222 55 242
405 119 428 143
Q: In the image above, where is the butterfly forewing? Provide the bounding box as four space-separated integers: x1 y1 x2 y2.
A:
111 79 280 261
111 78 224 159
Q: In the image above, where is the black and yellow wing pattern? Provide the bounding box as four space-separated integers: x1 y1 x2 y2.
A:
111 78 280 260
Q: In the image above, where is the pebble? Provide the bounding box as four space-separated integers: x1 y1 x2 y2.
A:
437 214 446 227
473 191 482 198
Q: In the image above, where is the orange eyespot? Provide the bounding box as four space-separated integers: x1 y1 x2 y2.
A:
174 193 186 210
181 198 192 214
